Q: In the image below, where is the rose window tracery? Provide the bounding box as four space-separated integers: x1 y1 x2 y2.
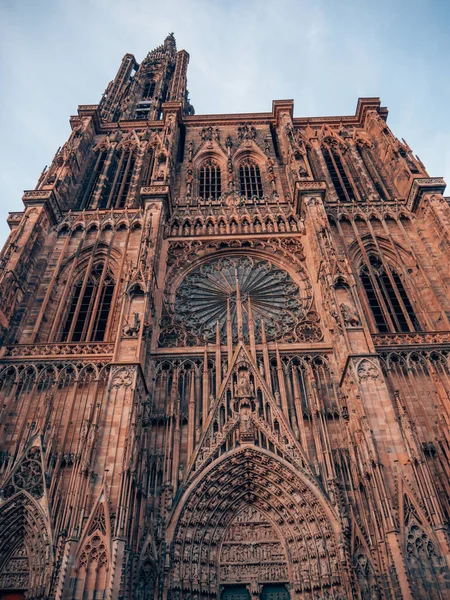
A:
172 256 313 344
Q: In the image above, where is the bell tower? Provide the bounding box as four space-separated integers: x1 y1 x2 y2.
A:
100 33 193 123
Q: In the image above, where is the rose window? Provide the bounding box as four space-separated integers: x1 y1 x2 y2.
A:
172 256 313 344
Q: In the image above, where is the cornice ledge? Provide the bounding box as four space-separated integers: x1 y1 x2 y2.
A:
406 177 447 212
22 189 62 225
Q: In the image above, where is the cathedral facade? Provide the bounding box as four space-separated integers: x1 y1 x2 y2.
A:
0 34 449 600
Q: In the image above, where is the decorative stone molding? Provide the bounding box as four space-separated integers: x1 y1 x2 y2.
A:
406 177 446 212
356 359 381 382
2 342 115 359
372 331 450 348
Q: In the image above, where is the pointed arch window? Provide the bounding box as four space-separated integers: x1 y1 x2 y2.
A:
98 148 136 209
78 149 108 209
199 160 222 200
239 159 263 199
142 78 156 99
360 255 418 332
356 146 390 201
61 263 115 342
322 146 356 202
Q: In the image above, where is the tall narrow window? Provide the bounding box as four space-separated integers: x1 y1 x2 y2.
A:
323 147 356 202
199 160 222 200
356 146 390 201
239 160 263 199
140 148 154 187
360 256 418 332
61 263 115 342
78 150 108 209
142 78 155 99
99 149 136 209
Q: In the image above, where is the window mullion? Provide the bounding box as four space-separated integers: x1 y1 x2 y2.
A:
378 271 402 331
67 262 93 342
376 247 415 332
86 262 110 341
384 269 416 332
106 151 124 208
206 166 211 199
80 281 98 341
367 263 395 332
331 151 351 203
79 151 103 210
116 151 133 208
361 270 387 331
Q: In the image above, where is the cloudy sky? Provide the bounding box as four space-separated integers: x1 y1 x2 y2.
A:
0 0 449 246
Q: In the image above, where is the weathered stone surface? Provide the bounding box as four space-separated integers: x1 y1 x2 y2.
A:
0 35 448 600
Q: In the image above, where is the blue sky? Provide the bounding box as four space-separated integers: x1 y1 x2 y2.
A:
0 0 449 246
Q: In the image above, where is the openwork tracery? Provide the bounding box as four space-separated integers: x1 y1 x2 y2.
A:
172 256 308 344
61 262 115 343
359 255 418 333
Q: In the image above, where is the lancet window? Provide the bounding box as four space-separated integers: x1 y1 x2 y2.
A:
142 78 156 99
98 148 136 209
199 159 222 200
356 146 390 201
61 263 115 342
322 146 356 202
239 159 263 199
78 149 108 209
359 255 418 332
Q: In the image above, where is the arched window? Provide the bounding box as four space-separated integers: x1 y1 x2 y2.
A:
356 146 390 201
142 78 155 99
78 150 108 209
199 160 222 200
61 263 115 342
239 159 263 199
360 255 418 332
322 146 356 202
98 148 136 209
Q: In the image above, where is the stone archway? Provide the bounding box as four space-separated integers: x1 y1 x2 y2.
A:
167 447 347 599
0 492 52 599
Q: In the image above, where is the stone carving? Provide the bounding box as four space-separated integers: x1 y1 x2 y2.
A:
1 446 44 499
237 124 257 142
0 493 51 597
340 303 360 327
111 367 134 388
123 312 141 337
169 447 340 597
2 33 450 600
78 533 108 569
172 256 307 344
3 342 115 358
356 360 380 381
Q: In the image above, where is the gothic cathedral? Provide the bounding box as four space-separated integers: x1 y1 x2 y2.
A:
0 34 449 600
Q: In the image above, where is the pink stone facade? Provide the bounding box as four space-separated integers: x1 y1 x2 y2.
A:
0 35 449 600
